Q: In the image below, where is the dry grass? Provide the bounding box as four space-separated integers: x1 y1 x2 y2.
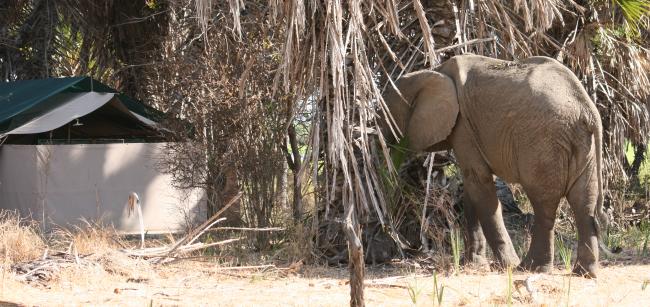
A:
2 260 650 306
49 219 123 255
0 210 648 306
0 211 44 264
1 213 153 287
277 222 315 263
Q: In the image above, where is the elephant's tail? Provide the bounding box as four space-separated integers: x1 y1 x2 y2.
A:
594 121 606 233
592 113 611 254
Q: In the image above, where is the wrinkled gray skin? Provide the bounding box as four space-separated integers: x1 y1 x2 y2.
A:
382 54 604 278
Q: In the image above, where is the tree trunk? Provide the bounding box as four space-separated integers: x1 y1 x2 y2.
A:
278 159 289 210
206 166 241 226
285 124 303 223
344 204 365 307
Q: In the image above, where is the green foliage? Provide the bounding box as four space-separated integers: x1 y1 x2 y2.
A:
625 141 650 186
450 228 463 274
145 0 159 10
406 274 423 305
506 265 513 307
432 271 445 306
600 221 650 259
556 236 573 272
637 221 650 256
554 235 574 307
603 228 623 255
379 136 410 192
611 0 650 36
442 164 459 178
389 137 411 171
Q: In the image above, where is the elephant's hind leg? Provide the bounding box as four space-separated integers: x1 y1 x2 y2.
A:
566 162 600 278
518 189 561 273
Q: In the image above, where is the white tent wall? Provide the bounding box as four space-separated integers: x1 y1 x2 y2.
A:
0 143 206 234
0 146 40 217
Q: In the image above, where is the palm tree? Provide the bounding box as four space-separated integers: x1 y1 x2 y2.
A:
212 1 649 305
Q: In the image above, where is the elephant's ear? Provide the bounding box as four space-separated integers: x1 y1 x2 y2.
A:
407 72 459 151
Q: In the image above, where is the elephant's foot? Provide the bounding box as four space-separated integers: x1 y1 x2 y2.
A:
495 243 521 268
572 262 598 279
517 256 553 273
492 249 520 270
462 253 489 270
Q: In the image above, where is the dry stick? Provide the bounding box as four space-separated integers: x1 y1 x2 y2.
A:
163 192 243 257
420 153 436 253
129 231 240 260
432 37 495 54
364 283 408 289
209 227 284 232
136 239 241 257
133 238 244 262
411 37 498 71
18 257 82 280
73 244 80 265
208 264 276 271
178 238 242 254
122 249 169 257
158 239 243 261
185 217 227 246
3 240 8 297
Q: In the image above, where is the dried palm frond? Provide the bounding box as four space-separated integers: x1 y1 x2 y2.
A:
215 0 650 262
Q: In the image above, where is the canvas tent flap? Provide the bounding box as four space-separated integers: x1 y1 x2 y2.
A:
0 77 87 131
0 77 164 134
130 111 159 127
3 92 115 135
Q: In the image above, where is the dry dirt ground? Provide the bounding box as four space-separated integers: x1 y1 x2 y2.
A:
2 259 649 306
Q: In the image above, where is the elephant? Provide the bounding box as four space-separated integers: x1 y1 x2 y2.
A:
382 54 605 278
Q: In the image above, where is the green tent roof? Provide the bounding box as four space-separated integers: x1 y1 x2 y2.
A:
0 77 163 133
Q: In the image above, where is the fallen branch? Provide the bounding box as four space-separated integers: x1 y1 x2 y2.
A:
164 192 242 256
121 238 241 259
186 217 227 246
364 283 408 289
119 192 244 263
179 238 242 254
208 264 276 271
209 227 284 232
12 252 93 284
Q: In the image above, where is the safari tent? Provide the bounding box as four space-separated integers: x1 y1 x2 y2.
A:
0 77 205 234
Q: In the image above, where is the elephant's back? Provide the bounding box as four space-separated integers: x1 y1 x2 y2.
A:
440 54 599 185
443 54 595 129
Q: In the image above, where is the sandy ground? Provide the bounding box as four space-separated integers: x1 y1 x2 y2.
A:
2 260 649 307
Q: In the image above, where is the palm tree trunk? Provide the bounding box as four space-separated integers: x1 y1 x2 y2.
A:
289 125 304 222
